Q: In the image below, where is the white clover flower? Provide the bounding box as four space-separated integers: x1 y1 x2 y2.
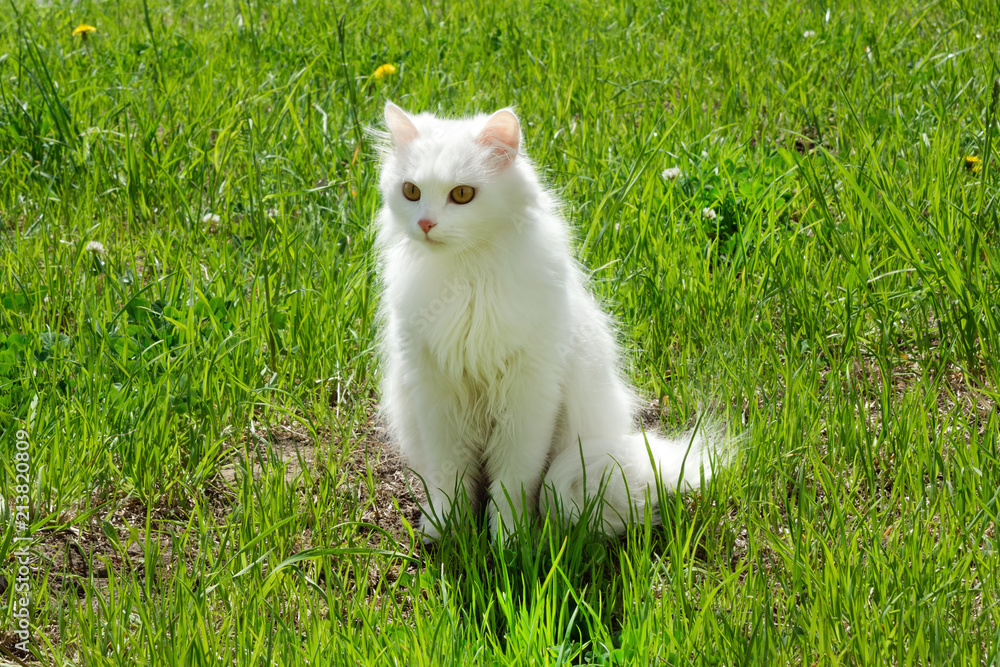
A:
662 167 682 180
803 30 817 39
202 212 221 225
85 240 105 255
702 208 718 221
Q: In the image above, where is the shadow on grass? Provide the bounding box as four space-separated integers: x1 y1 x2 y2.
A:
415 483 717 662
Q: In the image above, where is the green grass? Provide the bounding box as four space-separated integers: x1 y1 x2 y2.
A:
1 0 999 663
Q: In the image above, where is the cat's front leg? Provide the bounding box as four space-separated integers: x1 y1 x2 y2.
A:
485 368 562 541
409 389 481 544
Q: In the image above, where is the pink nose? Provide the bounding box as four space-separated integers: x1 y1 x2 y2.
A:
418 218 436 234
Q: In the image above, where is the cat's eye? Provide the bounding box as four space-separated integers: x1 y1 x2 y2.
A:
450 185 476 205
402 182 421 201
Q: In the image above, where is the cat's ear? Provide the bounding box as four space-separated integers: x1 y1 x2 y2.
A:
384 101 419 147
477 109 520 170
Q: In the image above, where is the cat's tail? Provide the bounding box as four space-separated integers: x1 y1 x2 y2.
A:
540 421 732 534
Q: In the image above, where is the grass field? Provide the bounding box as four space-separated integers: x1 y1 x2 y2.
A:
1 0 999 663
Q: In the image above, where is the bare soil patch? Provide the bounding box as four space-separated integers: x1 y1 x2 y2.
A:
342 421 424 547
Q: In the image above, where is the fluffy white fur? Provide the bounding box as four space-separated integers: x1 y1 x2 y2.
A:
375 102 717 541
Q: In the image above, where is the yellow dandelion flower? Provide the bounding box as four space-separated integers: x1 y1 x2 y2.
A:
964 155 982 174
373 63 398 80
72 24 97 37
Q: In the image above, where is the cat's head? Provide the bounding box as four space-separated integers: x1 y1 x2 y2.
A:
377 102 530 250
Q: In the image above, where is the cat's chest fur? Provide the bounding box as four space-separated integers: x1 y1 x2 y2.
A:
391 246 564 391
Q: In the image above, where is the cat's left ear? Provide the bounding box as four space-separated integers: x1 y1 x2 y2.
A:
477 109 520 170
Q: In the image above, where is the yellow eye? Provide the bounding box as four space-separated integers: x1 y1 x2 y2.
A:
450 185 476 205
402 182 421 201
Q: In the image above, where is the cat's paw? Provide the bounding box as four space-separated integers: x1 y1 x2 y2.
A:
418 512 444 545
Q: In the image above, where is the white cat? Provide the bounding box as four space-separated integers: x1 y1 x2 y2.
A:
375 102 720 542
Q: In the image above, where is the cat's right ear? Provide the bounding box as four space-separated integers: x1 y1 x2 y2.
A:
384 102 419 147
